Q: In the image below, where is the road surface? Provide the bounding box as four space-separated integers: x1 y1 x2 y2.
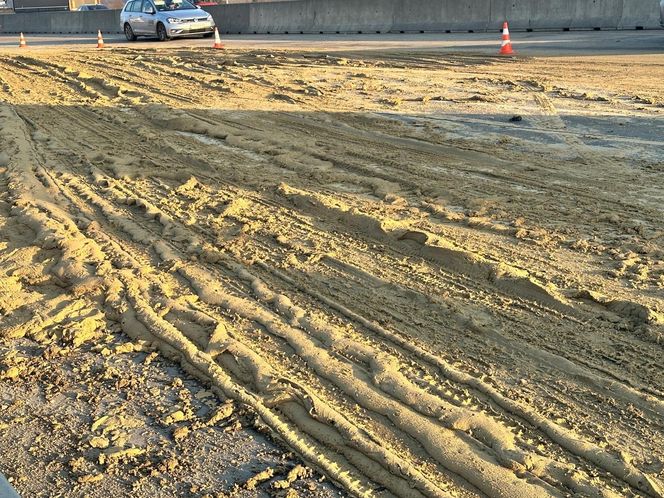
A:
0 29 663 56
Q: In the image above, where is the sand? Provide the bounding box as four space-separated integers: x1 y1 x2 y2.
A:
0 46 662 498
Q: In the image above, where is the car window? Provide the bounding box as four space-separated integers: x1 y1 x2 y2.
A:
130 0 142 12
141 0 153 12
154 0 196 11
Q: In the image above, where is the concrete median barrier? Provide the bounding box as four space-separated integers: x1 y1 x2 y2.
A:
217 3 250 34
0 0 660 36
620 0 660 28
0 9 121 33
568 0 624 30
391 0 493 33
208 0 660 34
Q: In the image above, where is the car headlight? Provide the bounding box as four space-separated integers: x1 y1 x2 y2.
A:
206 14 212 20
167 17 184 23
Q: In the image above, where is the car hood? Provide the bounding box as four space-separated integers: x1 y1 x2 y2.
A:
160 9 206 19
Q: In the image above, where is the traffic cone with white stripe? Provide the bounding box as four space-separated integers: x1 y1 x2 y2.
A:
97 30 105 49
499 21 514 55
18 33 27 48
213 27 223 49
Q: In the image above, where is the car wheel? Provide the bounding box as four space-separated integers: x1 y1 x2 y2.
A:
157 22 170 41
124 23 137 41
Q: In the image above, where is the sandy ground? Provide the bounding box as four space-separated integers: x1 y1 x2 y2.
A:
0 43 662 498
1 30 664 56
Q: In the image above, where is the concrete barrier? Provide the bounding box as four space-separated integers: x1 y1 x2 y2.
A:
0 8 121 33
216 3 250 34
208 0 661 34
620 0 660 28
392 0 493 33
0 0 660 36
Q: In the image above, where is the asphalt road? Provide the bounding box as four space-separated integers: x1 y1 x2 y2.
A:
0 29 663 56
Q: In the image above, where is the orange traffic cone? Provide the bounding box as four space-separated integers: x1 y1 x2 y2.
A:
499 21 514 55
18 33 27 48
213 27 223 49
97 30 105 49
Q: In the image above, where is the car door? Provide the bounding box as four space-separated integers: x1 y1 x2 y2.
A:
125 1 142 33
132 0 149 34
140 0 158 35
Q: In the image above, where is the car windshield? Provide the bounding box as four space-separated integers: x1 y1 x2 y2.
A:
154 0 196 11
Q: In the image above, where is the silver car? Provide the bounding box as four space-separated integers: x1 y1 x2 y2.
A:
120 0 215 41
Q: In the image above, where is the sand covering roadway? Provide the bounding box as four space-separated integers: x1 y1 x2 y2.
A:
0 46 662 497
